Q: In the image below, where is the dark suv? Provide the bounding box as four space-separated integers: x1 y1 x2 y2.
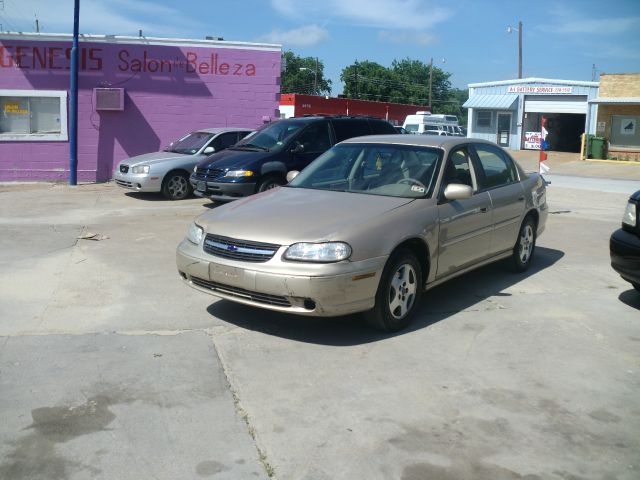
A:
190 115 397 202
610 190 640 292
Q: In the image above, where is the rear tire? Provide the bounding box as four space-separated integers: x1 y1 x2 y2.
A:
364 249 422 332
162 172 191 200
511 216 536 272
257 176 285 192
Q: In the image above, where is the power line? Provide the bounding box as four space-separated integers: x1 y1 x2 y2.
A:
5 0 31 29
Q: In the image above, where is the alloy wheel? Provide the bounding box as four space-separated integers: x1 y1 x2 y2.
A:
519 224 534 264
388 263 417 320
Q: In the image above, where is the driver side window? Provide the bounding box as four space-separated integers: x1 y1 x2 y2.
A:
295 122 331 153
443 148 474 189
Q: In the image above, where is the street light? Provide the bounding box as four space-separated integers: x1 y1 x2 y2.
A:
506 21 523 79
299 57 319 95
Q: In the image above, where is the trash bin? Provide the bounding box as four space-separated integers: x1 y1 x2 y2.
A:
590 136 606 159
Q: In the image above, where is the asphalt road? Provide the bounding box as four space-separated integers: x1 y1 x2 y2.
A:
0 179 639 480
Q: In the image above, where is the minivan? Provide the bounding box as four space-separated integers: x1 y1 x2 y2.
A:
190 115 397 202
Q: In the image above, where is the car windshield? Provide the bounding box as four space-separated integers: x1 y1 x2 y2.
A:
231 120 304 152
288 143 443 199
165 132 213 154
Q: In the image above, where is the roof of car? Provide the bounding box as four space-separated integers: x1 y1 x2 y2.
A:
340 134 500 149
196 127 253 134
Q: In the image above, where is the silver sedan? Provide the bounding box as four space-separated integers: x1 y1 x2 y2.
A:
114 128 252 200
176 135 548 331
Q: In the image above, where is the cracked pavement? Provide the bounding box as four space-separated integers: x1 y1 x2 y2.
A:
1 175 639 480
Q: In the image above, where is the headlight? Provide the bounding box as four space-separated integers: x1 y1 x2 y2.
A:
284 242 351 263
622 201 637 227
186 222 204 245
131 165 150 174
224 170 254 178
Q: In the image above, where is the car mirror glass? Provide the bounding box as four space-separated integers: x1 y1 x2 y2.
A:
291 142 304 154
203 146 215 155
444 183 473 201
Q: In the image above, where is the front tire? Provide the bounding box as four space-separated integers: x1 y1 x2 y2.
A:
162 172 191 200
257 176 284 192
511 216 536 272
364 249 422 332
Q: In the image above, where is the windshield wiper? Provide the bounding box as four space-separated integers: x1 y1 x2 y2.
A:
231 143 269 152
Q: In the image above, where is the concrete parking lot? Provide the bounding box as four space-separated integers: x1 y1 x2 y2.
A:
1 159 639 479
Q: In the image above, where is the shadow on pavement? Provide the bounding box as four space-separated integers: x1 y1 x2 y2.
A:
207 246 565 346
125 192 171 201
618 289 640 310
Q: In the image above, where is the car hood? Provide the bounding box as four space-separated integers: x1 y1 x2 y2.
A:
118 151 193 167
196 148 271 170
195 187 414 245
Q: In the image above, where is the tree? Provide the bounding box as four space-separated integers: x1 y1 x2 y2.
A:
340 58 454 108
281 51 332 96
439 88 469 125
341 61 397 102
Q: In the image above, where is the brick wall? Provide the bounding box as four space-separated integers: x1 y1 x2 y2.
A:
598 73 640 97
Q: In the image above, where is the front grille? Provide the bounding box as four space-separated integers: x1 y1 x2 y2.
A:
196 167 225 180
120 165 129 173
190 276 291 307
203 234 280 262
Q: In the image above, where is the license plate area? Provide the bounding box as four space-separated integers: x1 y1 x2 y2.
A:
210 263 244 287
197 181 207 192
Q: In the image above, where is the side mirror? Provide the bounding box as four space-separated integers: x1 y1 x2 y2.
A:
291 142 305 154
286 170 300 183
203 146 215 155
444 183 473 201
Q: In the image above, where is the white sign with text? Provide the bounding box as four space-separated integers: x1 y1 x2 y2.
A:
507 86 573 94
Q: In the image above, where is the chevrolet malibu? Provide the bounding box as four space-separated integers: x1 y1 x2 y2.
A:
114 128 252 200
176 136 548 331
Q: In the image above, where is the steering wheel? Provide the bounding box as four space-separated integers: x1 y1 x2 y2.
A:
397 178 426 189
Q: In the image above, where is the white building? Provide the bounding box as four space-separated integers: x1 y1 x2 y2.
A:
463 78 599 152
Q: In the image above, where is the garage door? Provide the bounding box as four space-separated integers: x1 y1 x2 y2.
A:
524 95 588 114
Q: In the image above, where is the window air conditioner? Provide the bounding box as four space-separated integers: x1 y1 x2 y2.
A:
93 88 125 111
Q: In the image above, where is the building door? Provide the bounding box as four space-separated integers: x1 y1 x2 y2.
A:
497 113 511 147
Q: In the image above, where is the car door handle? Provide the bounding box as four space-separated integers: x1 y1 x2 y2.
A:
480 207 489 213
517 196 525 202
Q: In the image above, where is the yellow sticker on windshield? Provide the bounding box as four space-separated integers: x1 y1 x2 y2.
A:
375 156 382 170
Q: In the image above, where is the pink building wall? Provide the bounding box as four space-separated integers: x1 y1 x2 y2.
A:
0 34 281 182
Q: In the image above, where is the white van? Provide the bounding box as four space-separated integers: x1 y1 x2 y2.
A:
403 111 461 135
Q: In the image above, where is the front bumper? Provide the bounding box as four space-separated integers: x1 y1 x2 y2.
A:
176 239 386 316
610 228 640 285
191 175 255 202
113 170 162 192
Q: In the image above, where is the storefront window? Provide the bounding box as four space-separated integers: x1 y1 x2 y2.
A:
476 111 492 128
0 90 68 141
610 115 640 148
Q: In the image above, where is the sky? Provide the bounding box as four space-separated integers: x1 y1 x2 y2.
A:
1 0 639 92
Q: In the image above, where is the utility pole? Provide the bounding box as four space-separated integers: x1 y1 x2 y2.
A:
35 15 39 33
354 61 359 99
428 57 433 109
518 20 523 79
69 0 80 185
313 57 318 95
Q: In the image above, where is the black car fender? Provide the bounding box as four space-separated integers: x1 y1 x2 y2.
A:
261 161 287 177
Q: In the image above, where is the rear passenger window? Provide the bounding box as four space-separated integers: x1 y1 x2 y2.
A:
474 144 517 189
368 119 396 135
331 119 371 143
